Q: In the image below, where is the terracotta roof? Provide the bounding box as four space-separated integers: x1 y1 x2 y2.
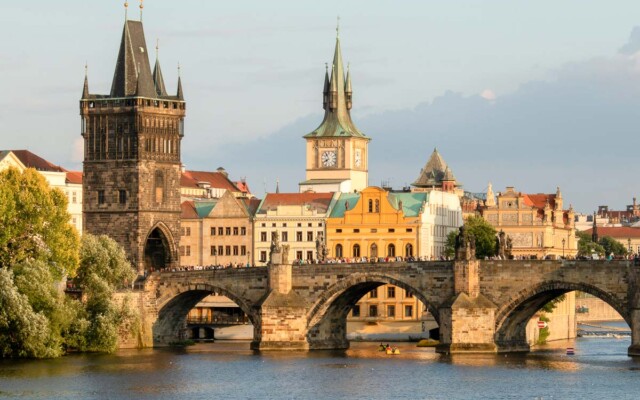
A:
235 180 252 195
8 150 66 172
181 201 199 219
65 171 83 184
181 170 240 192
258 192 335 214
585 227 640 238
522 194 556 209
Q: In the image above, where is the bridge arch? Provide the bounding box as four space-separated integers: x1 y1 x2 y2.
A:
153 282 256 346
306 272 438 349
494 280 629 352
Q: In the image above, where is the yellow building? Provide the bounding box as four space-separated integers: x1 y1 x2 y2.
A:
584 226 640 256
481 185 577 259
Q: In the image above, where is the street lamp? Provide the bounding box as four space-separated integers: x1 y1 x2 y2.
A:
562 238 566 259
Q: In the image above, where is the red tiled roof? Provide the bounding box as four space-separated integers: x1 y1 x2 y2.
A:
10 150 66 172
181 170 240 192
259 192 334 213
522 194 556 209
585 227 640 238
181 201 199 219
241 197 262 216
66 171 83 184
235 180 251 194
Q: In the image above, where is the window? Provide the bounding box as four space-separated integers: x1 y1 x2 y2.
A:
387 305 395 318
218 246 223 256
370 243 378 258
406 228 413 232
318 223 323 227
226 227 231 235
387 287 396 298
241 246 247 256
375 200 380 213
368 199 373 213
233 227 239 235
185 227 191 236
185 246 191 256
260 251 267 262
261 232 267 242
306 251 313 260
308 223 312 227
282 223 287 227
369 305 378 317
98 190 105 204
155 171 164 204
336 229 342 233
406 291 413 298
296 231 303 241
211 227 216 235
307 231 314 241
72 192 77 204
369 288 378 298
233 246 239 256
353 244 361 257
282 232 288 242
354 228 360 233
371 229 377 233
272 223 276 227
297 223 302 227
388 244 396 257
296 251 303 260
352 305 360 317
210 246 216 256
218 227 224 235
225 246 231 256
405 244 413 257
261 223 266 227
404 305 413 318
335 244 343 258
241 227 247 235
388 228 395 233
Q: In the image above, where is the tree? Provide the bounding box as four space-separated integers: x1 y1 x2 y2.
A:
445 231 457 258
0 168 79 278
444 216 498 259
74 234 138 353
576 231 605 258
599 236 628 257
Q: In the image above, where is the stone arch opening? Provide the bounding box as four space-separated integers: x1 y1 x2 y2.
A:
153 284 256 346
494 281 629 353
143 223 176 274
306 273 438 350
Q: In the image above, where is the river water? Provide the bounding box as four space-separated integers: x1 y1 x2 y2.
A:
2 325 640 399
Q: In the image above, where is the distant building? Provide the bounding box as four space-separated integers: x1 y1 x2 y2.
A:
0 150 83 234
480 185 577 259
584 226 640 255
180 168 250 200
411 148 463 197
596 198 640 225
299 30 370 193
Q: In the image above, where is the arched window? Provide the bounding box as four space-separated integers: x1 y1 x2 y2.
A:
368 199 373 213
405 243 413 257
370 243 378 258
387 244 396 257
353 244 361 257
155 171 165 204
375 199 380 213
335 244 343 258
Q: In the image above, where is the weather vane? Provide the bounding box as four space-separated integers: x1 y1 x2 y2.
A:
336 16 340 38
139 0 144 21
124 1 128 20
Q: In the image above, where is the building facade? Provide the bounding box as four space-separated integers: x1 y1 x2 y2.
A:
299 30 370 193
480 186 577 259
81 15 185 274
253 193 336 266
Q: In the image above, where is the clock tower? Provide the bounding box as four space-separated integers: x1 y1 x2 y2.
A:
299 27 370 193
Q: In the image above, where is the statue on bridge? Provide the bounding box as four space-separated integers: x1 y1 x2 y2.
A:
497 230 506 259
316 232 328 262
269 231 286 265
455 226 476 261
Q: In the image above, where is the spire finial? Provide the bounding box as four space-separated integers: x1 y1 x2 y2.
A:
178 62 181 77
336 16 340 38
139 0 144 21
156 38 159 58
84 62 88 77
124 1 129 20
325 62 328 72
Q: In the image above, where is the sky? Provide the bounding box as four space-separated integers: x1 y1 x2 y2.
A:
2 0 640 212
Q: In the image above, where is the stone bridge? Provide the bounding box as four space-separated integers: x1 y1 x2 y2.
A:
124 259 640 356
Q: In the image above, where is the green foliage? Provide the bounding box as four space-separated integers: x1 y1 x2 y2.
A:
466 216 498 258
0 168 79 278
445 231 457 258
540 294 566 313
598 236 628 257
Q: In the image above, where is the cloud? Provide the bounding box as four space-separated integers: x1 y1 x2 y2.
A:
619 27 640 55
480 89 496 101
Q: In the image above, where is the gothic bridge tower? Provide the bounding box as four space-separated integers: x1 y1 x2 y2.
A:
299 24 370 193
80 8 185 275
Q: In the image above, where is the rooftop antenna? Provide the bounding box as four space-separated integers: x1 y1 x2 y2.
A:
139 0 144 22
124 1 128 20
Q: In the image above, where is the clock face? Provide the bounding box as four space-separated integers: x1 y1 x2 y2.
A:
321 151 337 167
355 149 362 167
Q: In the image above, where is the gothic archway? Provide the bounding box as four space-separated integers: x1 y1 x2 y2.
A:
143 223 176 273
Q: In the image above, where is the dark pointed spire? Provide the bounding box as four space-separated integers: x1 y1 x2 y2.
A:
110 20 156 98
345 62 352 110
82 63 90 99
152 39 168 96
176 63 184 100
304 21 367 139
592 211 599 243
322 63 330 110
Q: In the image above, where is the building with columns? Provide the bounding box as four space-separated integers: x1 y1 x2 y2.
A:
299 30 370 193
480 185 577 259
